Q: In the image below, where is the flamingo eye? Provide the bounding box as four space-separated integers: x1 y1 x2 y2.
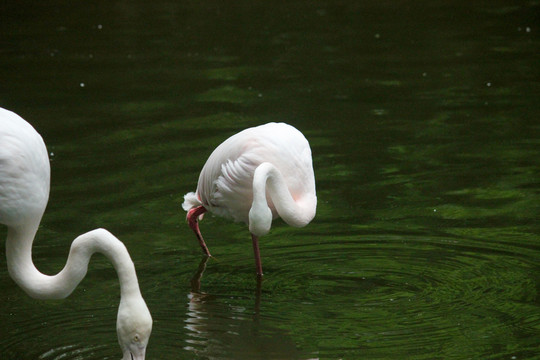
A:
133 335 140 343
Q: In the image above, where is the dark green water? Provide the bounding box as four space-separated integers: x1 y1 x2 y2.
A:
1 1 540 359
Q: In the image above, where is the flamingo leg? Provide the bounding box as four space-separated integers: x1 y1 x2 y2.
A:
251 233 263 277
190 257 209 293
187 206 211 256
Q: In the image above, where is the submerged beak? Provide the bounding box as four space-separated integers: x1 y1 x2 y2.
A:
123 349 146 360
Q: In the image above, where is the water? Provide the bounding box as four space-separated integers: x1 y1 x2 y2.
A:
1 1 539 359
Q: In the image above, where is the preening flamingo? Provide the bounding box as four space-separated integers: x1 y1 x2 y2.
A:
182 122 317 276
0 107 152 360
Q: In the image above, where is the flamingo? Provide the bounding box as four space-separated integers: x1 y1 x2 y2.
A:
0 107 152 360
182 122 317 276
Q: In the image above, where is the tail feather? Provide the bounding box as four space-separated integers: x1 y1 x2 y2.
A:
182 192 201 212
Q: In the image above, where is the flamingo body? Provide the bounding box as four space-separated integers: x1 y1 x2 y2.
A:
0 109 50 227
183 122 317 275
0 107 152 360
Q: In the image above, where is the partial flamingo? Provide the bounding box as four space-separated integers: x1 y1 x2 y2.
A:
0 107 152 360
182 122 317 276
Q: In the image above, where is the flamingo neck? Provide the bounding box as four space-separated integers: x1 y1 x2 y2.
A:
6 224 142 301
249 162 316 236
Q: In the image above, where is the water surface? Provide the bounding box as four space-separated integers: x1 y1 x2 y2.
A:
1 1 539 359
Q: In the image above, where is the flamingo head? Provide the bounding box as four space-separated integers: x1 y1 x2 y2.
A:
117 296 153 360
248 201 273 237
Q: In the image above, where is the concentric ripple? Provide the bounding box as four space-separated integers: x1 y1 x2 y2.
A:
177 226 540 359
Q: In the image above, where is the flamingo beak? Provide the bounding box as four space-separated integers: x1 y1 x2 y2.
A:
123 349 146 360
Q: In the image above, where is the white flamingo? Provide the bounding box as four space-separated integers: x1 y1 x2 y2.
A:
183 122 317 276
0 107 152 360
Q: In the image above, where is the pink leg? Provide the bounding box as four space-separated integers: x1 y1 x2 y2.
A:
187 206 211 256
251 233 263 277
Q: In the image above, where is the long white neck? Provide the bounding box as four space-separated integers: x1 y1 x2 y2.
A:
6 223 143 301
249 162 316 237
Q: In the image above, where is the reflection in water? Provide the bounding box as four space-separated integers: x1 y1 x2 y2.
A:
0 0 539 359
184 257 303 360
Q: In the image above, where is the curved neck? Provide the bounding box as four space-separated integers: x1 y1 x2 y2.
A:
6 224 142 301
250 162 316 234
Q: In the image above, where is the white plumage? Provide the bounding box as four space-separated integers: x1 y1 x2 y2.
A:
0 107 152 360
183 122 317 276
